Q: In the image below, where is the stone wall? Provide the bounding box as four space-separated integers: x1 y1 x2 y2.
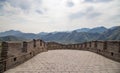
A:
0 40 120 72
47 41 120 62
0 39 47 72
47 42 65 50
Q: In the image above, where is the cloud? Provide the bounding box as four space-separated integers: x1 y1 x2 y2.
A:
84 0 94 2
108 14 120 23
96 0 113 3
36 10 43 14
0 0 119 33
87 12 101 19
0 0 6 2
84 0 113 3
7 0 32 11
69 12 85 19
67 1 74 7
0 1 27 16
69 11 101 20
86 7 94 12
0 0 43 13
69 6 102 19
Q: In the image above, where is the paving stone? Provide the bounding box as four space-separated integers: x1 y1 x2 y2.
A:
4 50 120 73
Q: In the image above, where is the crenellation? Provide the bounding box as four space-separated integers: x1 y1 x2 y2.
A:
86 42 91 50
82 43 87 50
22 41 27 53
105 41 120 61
0 39 120 72
1 42 8 60
33 39 36 48
119 41 120 53
47 40 120 62
78 44 81 49
0 39 48 72
96 41 105 53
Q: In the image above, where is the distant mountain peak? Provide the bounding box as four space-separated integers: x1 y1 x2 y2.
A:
38 32 49 35
0 26 119 43
74 28 90 32
110 26 120 30
74 26 107 33
88 26 107 33
5 30 21 32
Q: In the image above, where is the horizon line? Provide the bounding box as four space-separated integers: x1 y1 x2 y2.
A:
0 25 119 34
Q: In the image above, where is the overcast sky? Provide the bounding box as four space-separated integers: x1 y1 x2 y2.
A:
0 0 120 33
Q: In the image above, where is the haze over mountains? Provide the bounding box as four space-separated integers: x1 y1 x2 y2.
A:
0 26 120 44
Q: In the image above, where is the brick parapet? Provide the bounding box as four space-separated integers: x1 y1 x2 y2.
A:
0 40 120 72
0 39 47 72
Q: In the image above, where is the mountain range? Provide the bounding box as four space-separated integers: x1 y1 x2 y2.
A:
0 26 120 44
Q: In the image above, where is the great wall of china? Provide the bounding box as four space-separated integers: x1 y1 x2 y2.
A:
0 39 120 72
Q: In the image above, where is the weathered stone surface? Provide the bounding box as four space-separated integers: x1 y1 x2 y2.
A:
0 39 47 72
1 40 120 72
4 50 120 73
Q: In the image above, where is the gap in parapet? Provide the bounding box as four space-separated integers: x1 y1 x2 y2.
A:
0 39 120 72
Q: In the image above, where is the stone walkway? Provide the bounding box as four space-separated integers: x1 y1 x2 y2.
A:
4 50 120 73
